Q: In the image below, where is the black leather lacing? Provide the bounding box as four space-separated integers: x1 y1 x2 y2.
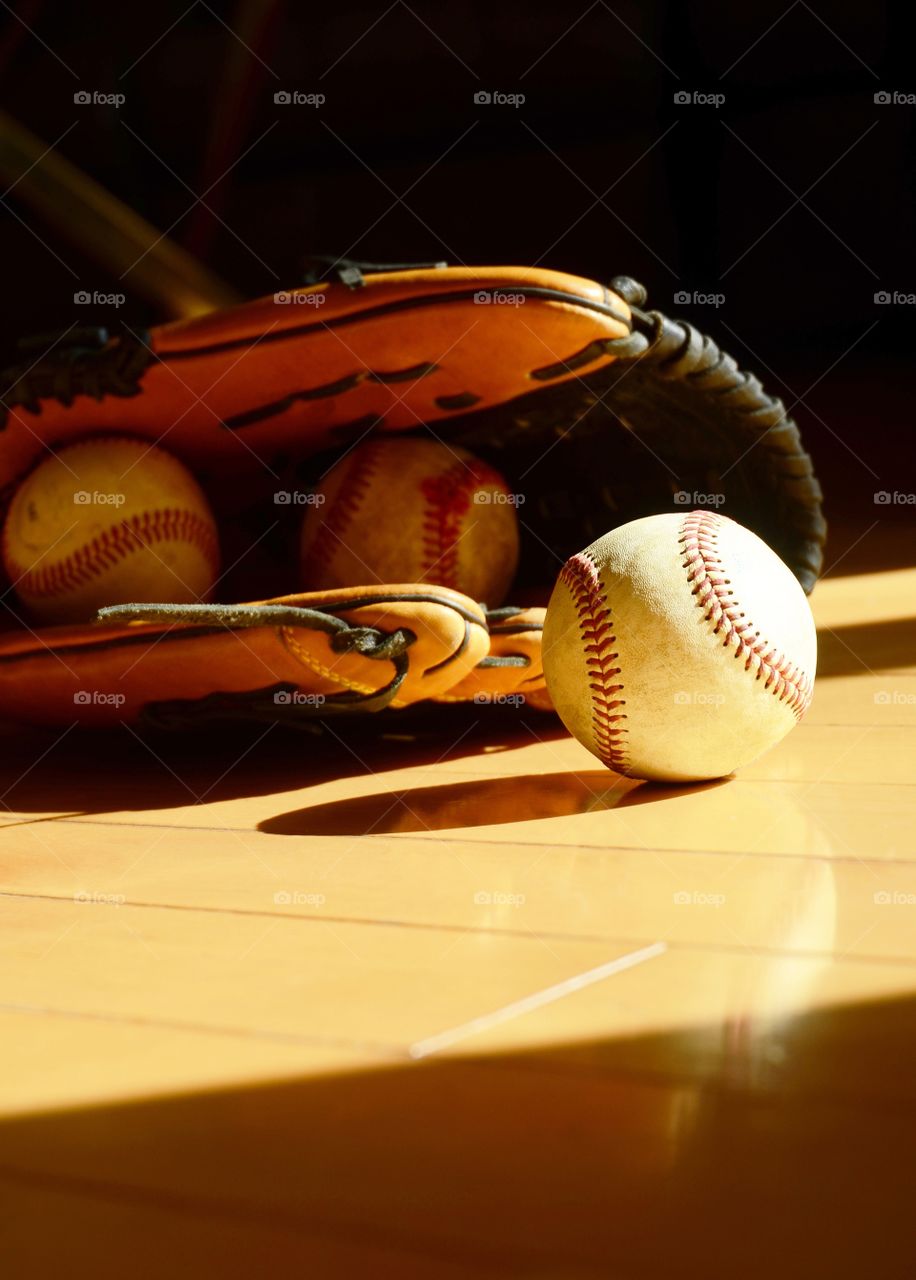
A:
302 256 448 288
95 601 417 724
0 328 153 428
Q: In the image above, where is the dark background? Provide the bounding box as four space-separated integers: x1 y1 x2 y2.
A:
1 0 913 546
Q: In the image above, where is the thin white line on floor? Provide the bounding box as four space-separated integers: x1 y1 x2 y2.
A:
408 940 668 1060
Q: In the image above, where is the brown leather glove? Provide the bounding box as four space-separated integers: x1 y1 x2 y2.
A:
0 588 490 728
0 262 824 728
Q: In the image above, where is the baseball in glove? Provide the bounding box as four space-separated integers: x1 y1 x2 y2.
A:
0 261 825 729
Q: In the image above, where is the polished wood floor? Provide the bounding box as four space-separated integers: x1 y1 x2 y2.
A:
1 523 915 1278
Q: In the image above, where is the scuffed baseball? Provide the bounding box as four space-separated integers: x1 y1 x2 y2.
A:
300 437 520 605
542 511 817 782
2 436 220 624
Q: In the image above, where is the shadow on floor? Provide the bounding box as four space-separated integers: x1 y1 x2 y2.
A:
817 616 916 676
259 770 728 835
0 986 914 1279
0 705 571 817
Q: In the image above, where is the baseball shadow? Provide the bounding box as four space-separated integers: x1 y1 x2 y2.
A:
258 770 729 837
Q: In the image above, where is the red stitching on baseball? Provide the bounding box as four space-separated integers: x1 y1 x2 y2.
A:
679 510 813 719
560 551 630 773
8 508 219 600
419 458 506 589
300 442 383 580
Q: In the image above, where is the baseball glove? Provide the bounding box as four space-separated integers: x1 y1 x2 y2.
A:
0 261 825 729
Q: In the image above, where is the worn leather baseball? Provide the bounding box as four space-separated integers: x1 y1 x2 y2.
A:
542 511 817 782
2 436 220 624
300 438 520 605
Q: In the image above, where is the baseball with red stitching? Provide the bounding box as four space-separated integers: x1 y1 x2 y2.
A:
541 511 817 782
2 436 221 625
299 438 520 605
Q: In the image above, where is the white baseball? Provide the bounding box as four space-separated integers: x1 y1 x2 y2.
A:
2 436 220 624
542 510 817 782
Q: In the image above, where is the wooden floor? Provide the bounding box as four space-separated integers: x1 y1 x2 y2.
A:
1 523 915 1278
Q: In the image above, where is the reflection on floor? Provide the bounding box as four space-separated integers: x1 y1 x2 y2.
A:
1 536 915 1277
